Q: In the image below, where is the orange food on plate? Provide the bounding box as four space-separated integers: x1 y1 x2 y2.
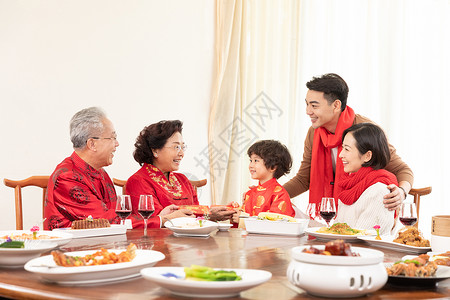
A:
52 243 137 267
178 205 210 216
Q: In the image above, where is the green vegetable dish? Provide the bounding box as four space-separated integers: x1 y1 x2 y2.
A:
0 240 25 248
184 265 242 281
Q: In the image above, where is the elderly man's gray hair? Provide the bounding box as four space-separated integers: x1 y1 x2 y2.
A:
70 107 107 149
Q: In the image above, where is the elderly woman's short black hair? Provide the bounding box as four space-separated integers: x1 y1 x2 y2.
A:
342 123 390 170
247 140 292 179
133 120 183 166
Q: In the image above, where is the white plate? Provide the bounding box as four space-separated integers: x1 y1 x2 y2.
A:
217 223 233 231
291 245 384 265
164 217 218 237
358 235 431 254
305 227 375 241
24 249 165 285
52 224 127 239
244 218 309 236
0 241 59 267
140 267 272 298
385 263 450 286
0 230 73 247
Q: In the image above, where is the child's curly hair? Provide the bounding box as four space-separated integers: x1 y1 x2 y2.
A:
247 140 292 179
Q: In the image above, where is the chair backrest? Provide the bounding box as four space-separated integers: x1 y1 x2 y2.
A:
408 186 432 226
113 178 127 195
4 176 50 230
113 178 207 194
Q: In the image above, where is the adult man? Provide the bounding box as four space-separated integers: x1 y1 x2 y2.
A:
44 107 120 230
283 73 413 211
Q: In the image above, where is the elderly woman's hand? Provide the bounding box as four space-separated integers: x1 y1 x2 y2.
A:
208 206 235 222
159 204 179 216
383 184 406 211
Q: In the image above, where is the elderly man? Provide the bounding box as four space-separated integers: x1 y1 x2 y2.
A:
44 107 120 230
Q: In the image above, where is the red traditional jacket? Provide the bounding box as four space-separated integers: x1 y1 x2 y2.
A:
243 178 295 217
44 152 119 230
125 164 198 228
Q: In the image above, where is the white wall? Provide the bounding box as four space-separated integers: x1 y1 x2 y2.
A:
0 0 215 230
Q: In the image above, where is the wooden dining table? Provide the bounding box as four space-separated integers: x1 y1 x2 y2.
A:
0 228 449 300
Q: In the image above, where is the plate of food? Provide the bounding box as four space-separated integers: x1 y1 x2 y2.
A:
0 239 58 267
305 223 375 241
164 217 219 237
402 252 450 267
52 217 127 239
385 253 450 286
53 224 127 239
24 243 165 285
244 212 309 236
0 229 73 247
358 227 431 254
140 265 272 298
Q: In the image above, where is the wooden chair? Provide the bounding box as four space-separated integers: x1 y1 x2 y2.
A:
409 186 432 226
4 176 50 230
113 178 207 194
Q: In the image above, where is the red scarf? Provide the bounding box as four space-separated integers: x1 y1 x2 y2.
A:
309 106 355 208
338 167 398 205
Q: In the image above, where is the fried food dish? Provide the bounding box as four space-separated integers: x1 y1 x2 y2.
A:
317 223 366 235
302 239 359 256
71 218 110 229
393 227 430 247
52 243 137 267
386 254 437 277
431 251 450 266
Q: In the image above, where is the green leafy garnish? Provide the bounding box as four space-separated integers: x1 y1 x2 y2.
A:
394 259 420 266
184 265 242 281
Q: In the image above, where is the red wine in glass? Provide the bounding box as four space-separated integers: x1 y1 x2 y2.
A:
116 210 132 219
399 217 417 226
320 211 336 223
139 195 154 237
400 202 417 227
320 197 336 227
115 195 132 226
138 209 155 219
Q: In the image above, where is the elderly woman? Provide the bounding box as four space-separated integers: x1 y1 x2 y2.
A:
335 123 399 234
126 120 234 228
44 107 120 230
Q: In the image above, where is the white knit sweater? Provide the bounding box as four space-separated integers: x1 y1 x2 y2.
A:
335 182 396 235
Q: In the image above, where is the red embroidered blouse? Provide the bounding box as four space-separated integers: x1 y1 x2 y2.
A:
44 152 119 230
125 164 198 228
243 178 295 217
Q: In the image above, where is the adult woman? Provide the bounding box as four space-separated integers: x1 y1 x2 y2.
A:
126 120 233 228
335 123 399 234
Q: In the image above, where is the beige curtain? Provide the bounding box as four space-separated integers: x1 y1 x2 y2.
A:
209 0 303 205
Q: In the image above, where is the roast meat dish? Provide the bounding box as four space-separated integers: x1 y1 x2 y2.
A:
386 254 437 277
302 239 359 256
393 227 430 247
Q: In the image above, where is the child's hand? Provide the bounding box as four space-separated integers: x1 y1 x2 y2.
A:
232 211 241 224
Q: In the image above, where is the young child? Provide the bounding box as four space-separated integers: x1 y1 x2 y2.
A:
232 140 295 223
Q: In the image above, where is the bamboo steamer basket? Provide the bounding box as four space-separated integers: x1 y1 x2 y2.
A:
431 215 450 253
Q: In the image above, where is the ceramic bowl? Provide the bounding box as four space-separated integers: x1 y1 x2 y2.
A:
287 245 387 298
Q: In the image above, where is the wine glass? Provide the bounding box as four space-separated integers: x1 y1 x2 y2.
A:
115 195 132 226
319 197 336 227
138 195 155 237
399 202 417 227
